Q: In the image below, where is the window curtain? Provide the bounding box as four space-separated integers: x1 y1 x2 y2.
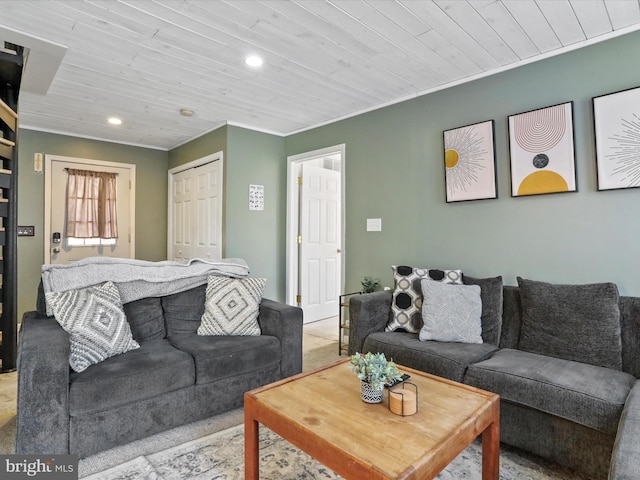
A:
65 169 118 239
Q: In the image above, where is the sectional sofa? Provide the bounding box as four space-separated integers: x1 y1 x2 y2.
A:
348 272 640 479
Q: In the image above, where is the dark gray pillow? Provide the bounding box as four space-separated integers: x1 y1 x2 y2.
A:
124 296 166 343
162 285 207 336
517 277 622 370
463 275 503 346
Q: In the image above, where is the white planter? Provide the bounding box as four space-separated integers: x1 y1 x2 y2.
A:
361 381 384 403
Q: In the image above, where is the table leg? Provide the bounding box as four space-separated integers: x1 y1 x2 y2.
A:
481 418 500 480
244 413 260 479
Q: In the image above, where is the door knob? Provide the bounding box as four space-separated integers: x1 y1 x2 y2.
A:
337 248 342 253
52 247 60 254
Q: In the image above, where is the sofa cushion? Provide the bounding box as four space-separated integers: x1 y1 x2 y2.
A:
462 275 503 346
45 281 140 373
363 331 497 383
168 334 281 385
68 338 195 416
419 280 482 344
517 277 622 369
464 348 636 436
162 285 207 336
198 276 266 336
124 296 166 343
387 266 463 334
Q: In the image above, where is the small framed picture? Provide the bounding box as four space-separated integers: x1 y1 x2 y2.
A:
443 119 497 202
508 102 577 197
249 184 264 210
593 85 640 191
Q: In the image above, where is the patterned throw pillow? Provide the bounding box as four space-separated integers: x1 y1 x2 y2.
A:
198 276 266 336
419 279 483 344
45 281 140 373
386 265 463 333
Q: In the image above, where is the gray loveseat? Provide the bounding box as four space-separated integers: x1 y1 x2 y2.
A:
348 275 640 479
16 283 303 458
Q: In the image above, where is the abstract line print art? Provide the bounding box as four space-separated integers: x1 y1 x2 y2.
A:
443 119 497 202
508 102 576 197
593 86 640 191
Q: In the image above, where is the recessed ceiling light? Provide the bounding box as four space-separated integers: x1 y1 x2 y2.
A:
108 117 122 125
245 55 263 67
180 108 195 117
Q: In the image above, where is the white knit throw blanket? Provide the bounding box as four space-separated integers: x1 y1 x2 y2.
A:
41 257 250 316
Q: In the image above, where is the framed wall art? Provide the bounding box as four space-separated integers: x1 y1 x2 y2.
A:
593 85 640 191
508 102 576 197
443 119 497 203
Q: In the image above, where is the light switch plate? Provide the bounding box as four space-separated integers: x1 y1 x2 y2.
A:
18 225 35 236
366 218 382 232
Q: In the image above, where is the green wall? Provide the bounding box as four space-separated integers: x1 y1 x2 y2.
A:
168 125 286 300
17 130 168 317
17 29 640 321
225 126 286 301
285 30 640 297
168 125 227 170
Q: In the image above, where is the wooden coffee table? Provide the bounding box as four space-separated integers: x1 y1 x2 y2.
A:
244 359 499 479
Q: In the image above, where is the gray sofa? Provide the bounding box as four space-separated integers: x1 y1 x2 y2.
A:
16 284 303 458
348 275 640 479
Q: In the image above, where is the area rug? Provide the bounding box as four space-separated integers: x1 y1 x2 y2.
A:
82 423 595 480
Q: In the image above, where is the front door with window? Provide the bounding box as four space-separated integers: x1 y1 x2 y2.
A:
45 155 135 264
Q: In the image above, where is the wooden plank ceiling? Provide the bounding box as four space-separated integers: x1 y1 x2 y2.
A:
1 0 639 150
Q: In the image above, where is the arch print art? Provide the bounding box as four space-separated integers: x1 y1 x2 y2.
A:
443 119 497 202
508 102 577 197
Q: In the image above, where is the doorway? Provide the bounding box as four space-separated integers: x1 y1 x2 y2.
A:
286 144 345 324
44 154 136 265
167 152 223 262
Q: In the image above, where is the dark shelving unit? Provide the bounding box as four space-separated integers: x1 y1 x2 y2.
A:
338 291 362 356
0 43 23 372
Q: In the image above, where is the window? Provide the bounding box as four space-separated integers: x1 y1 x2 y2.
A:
65 169 118 244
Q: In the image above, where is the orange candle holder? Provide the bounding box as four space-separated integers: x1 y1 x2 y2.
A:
388 382 418 416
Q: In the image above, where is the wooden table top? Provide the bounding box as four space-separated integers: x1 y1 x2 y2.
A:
245 359 500 479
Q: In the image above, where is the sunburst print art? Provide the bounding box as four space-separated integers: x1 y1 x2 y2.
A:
443 120 497 202
594 85 640 191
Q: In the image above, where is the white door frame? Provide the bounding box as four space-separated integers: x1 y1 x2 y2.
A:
44 154 136 264
286 144 346 307
167 151 224 260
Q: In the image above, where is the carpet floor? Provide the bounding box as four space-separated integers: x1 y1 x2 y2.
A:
82 422 595 480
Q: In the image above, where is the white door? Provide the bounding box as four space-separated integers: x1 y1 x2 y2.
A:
169 156 222 262
171 167 194 261
300 164 341 323
45 155 135 264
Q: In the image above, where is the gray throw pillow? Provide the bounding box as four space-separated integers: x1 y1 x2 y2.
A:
45 281 140 373
517 277 622 369
198 276 266 336
387 265 463 333
419 279 483 344
463 275 503 346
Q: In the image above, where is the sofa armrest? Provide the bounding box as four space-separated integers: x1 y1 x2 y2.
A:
16 311 71 454
610 379 640 479
348 291 392 355
258 299 303 379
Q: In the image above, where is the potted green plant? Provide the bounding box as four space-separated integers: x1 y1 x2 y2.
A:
349 352 403 403
361 276 380 294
